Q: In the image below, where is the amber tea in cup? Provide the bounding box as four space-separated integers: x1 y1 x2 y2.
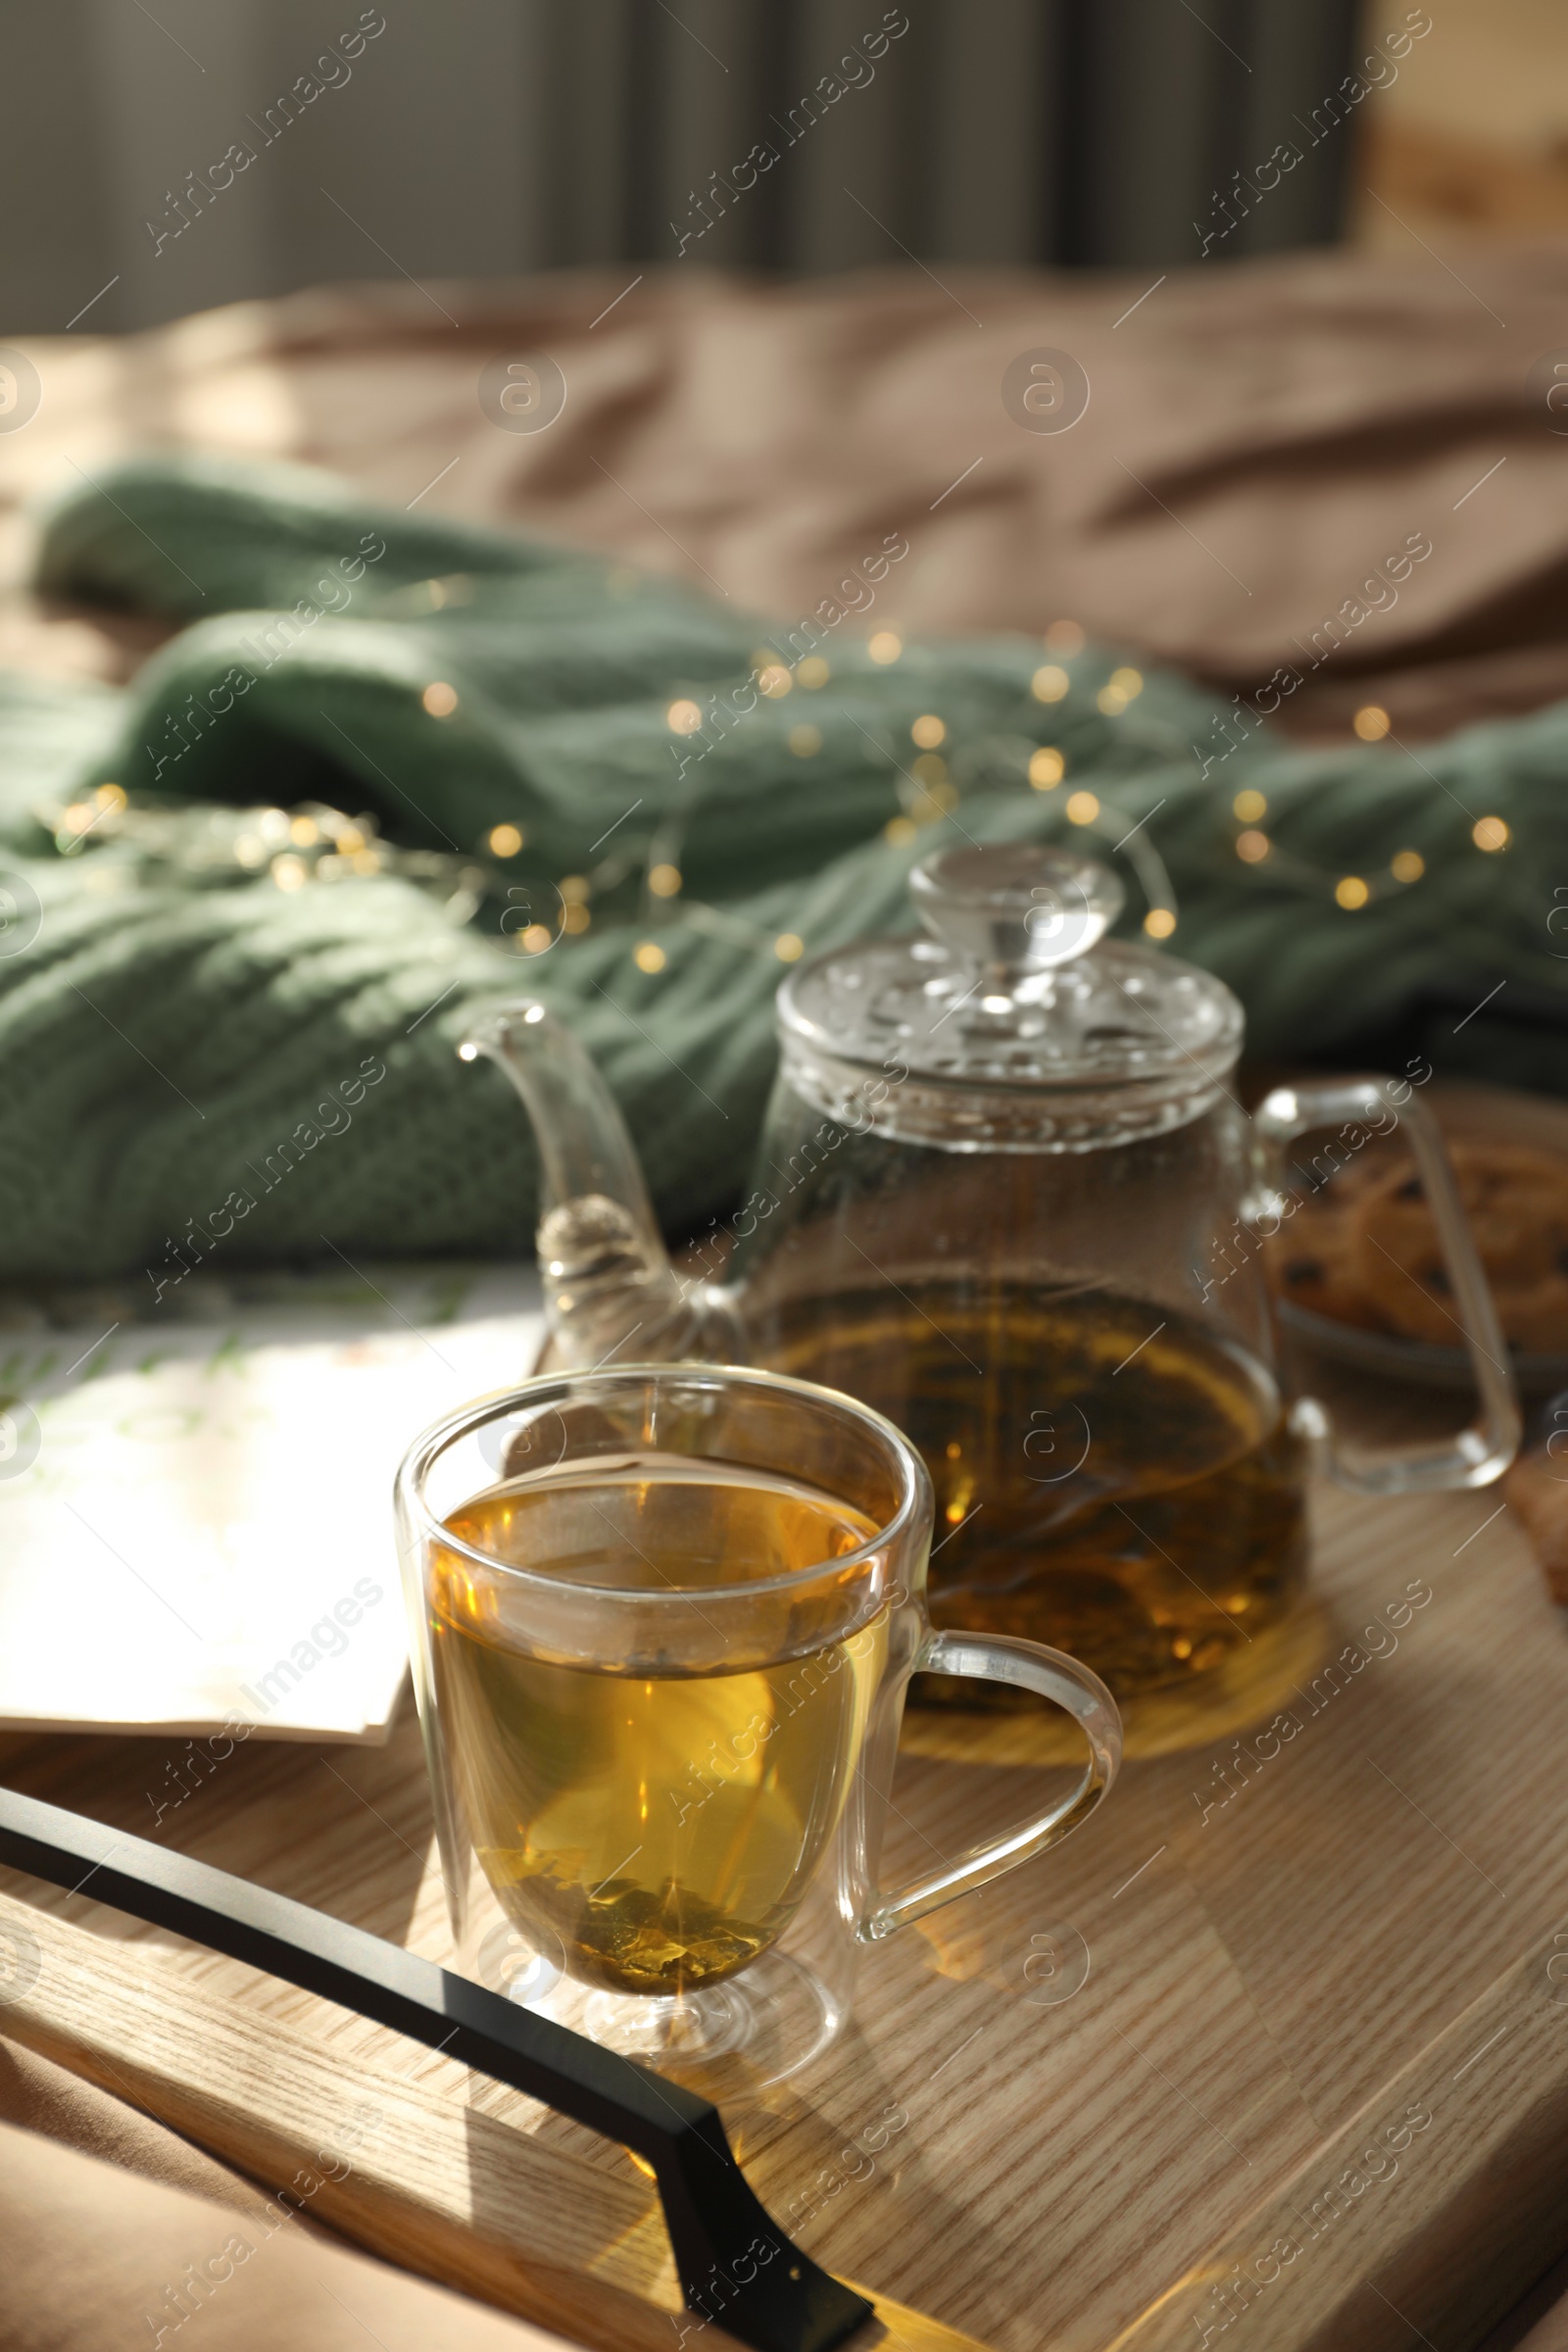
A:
430 1461 886 1997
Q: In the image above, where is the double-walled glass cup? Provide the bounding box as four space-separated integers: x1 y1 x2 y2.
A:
396 1363 1120 2088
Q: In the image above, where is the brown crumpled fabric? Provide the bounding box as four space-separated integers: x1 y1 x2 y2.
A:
0 2038 567 2351
7 244 1568 742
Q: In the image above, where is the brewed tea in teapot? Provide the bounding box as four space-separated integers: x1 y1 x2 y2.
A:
464 842 1516 1712
762 1283 1304 1696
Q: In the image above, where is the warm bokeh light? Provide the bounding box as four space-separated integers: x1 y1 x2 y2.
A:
797 657 830 688
1335 875 1370 909
1236 829 1269 862
911 713 947 749
789 723 823 757
1352 705 1390 742
1065 790 1100 825
912 780 956 818
1029 747 1064 789
1032 664 1069 703
884 814 916 844
867 631 903 663
649 863 682 897
774 933 805 961
758 663 793 698
422 681 459 717
1472 815 1509 852
487 823 523 858
666 699 703 733
1045 619 1085 655
1391 850 1425 883
1233 789 1266 822
1108 666 1143 698
1144 907 1176 939
633 941 667 972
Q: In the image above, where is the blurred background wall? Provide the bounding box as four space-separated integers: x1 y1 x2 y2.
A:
1355 0 1568 246
3 0 1360 334
4 0 1568 337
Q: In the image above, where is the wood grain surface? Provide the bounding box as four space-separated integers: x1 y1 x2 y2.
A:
2 1079 1565 2350
2 1463 1565 2352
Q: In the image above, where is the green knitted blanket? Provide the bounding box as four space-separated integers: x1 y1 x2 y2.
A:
1 453 1563 1289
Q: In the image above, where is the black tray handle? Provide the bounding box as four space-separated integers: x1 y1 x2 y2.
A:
0 1787 873 2352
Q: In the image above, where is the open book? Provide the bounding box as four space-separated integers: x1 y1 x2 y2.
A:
0 1268 542 1741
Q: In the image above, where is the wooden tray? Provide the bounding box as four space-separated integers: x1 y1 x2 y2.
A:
2 1459 1566 2352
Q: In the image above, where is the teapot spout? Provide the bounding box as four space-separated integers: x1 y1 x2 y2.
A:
460 1001 703 1369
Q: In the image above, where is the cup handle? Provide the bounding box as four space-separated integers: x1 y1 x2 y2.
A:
859 1633 1121 1942
1251 1078 1520 1494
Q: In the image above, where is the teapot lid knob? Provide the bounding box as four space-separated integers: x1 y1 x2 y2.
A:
909 842 1124 977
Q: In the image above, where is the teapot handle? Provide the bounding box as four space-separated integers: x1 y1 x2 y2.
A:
1251 1078 1520 1494
859 1635 1120 1941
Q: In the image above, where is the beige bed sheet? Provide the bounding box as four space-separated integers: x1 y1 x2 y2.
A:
3 245 1568 741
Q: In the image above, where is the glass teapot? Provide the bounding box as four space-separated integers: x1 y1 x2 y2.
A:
461 842 1519 1717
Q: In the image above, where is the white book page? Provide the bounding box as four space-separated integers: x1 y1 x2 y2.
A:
0 1268 542 1741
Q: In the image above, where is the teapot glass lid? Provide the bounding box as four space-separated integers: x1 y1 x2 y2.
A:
777 842 1242 1095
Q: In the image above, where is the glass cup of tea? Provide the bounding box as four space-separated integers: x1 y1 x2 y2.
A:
395 1363 1120 2089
